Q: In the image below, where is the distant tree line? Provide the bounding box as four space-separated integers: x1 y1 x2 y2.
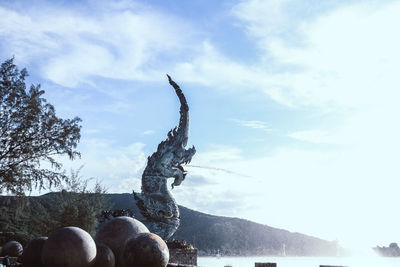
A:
0 169 109 245
174 210 338 256
374 243 400 257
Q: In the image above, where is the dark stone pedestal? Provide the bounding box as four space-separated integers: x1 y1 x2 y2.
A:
255 263 277 267
168 248 197 266
167 264 197 267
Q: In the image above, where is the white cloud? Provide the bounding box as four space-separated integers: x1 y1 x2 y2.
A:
287 129 338 144
173 41 268 90
233 1 400 109
142 130 155 135
103 101 135 114
60 139 147 193
0 3 195 87
234 119 272 131
232 0 290 38
173 144 257 216
169 0 400 112
193 144 243 162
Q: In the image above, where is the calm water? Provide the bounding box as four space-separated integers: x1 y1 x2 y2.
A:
198 256 400 267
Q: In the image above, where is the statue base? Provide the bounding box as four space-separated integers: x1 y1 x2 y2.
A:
168 248 198 266
167 263 197 267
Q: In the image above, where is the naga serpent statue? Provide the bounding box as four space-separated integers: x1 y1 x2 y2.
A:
133 75 196 240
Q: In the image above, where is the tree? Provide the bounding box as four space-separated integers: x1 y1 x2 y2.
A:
54 167 110 235
0 168 110 243
0 58 81 195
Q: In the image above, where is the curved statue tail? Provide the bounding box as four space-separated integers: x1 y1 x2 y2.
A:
167 74 189 147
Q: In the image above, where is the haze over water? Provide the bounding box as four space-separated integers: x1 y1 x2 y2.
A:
198 256 400 267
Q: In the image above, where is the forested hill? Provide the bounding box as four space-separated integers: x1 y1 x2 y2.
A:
0 193 338 256
106 193 338 256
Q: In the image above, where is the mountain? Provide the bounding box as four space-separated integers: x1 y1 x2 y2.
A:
104 193 338 256
0 193 338 256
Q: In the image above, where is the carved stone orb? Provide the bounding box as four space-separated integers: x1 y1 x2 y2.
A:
95 243 115 267
0 240 23 257
123 233 169 267
41 226 96 267
95 216 149 267
22 236 48 267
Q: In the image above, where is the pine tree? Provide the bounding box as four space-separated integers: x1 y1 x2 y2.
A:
0 58 81 195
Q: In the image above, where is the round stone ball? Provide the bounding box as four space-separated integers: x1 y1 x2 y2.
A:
22 236 48 267
95 216 149 267
94 243 115 267
123 233 169 267
1 240 23 257
41 226 97 267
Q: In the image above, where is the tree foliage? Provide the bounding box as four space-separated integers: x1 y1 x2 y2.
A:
0 58 81 194
0 168 109 244
54 167 110 235
374 243 400 257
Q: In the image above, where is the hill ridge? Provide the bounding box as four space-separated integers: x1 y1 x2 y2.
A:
104 193 337 256
0 192 338 256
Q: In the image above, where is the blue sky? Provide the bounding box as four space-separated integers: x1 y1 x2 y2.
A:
1 0 400 251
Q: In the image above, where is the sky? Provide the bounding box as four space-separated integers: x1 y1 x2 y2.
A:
1 0 400 251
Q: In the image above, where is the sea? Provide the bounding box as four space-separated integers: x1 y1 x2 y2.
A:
197 256 400 267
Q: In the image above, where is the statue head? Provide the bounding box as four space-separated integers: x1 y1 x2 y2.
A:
170 145 196 188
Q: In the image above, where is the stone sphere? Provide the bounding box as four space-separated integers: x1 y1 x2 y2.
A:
41 226 97 267
94 243 115 267
123 233 169 267
1 240 23 257
95 216 149 267
22 236 48 267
